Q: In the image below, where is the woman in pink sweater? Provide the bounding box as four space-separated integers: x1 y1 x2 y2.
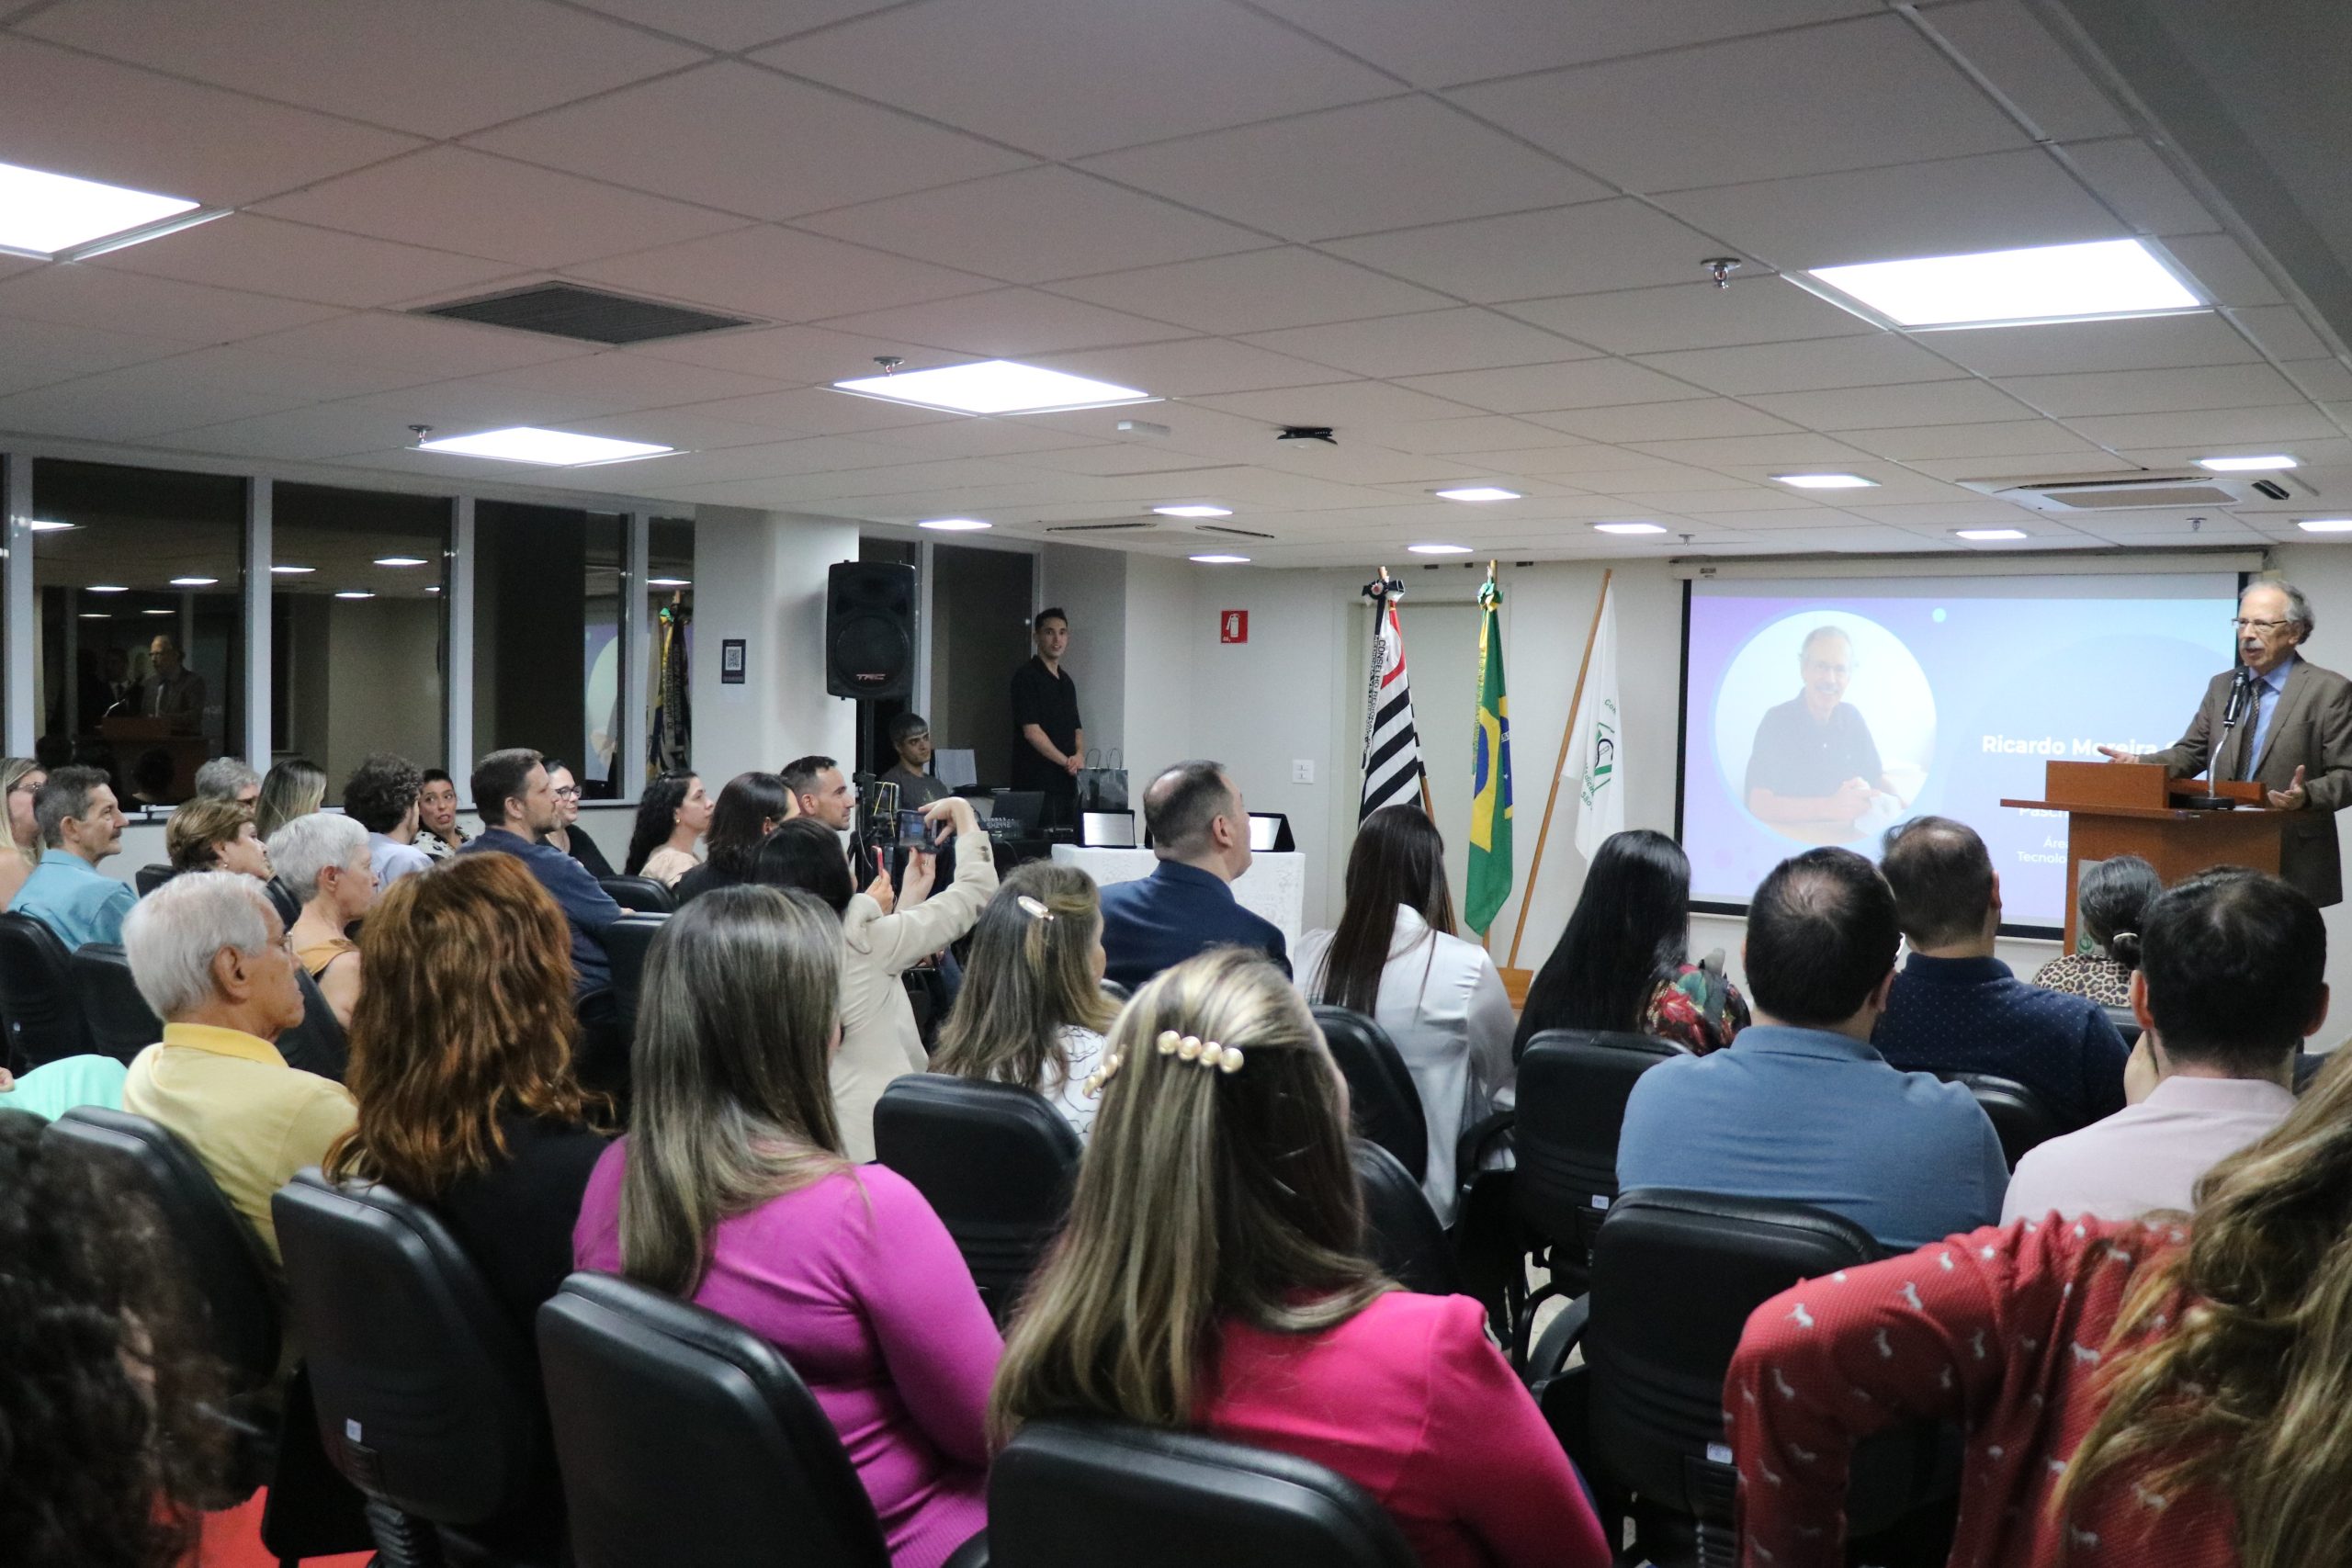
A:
993 947 1609 1568
572 886 1000 1568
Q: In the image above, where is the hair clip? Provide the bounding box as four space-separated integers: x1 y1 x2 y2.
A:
1016 895 1055 921
1082 1051 1124 1098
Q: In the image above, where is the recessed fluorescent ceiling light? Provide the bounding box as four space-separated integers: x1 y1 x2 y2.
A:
0 160 203 257
1593 522 1668 536
141 608 174 616
270 564 314 575
86 584 128 593
832 359 1153 415
1772 473 1878 490
1153 504 1232 518
1190 553 1250 564
2297 519 2352 534
1956 528 2029 541
1408 543 1473 556
1803 238 2200 329
917 517 991 532
415 427 674 466
168 576 217 586
1433 486 1521 502
28 519 74 532
374 556 429 568
77 613 108 620
336 591 375 600
648 576 691 587
2198 455 2297 472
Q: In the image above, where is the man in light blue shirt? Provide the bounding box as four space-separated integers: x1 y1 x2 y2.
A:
1618 845 2007 1252
14 765 137 950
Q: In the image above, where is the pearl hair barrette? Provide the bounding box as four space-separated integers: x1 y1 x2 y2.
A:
1016 895 1056 921
1082 1029 1245 1098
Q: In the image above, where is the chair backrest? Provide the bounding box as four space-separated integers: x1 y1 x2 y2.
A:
1309 1005 1426 1183
43 1107 281 1392
1351 1138 1458 1297
274 966 349 1083
989 1418 1419 1568
0 909 88 1070
135 863 175 896
537 1271 892 1568
1512 1029 1688 1262
70 942 164 1065
873 1073 1080 1322
600 911 667 1037
271 1169 546 1531
263 875 301 929
2102 1003 2142 1047
599 874 675 914
1938 1071 2063 1169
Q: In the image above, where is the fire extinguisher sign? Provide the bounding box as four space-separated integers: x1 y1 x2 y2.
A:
1220 610 1249 644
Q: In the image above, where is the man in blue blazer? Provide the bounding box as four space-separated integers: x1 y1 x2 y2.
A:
1099 760 1290 989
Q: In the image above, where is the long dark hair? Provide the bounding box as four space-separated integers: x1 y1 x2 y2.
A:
1310 806 1455 1015
2079 853 2160 970
750 818 854 916
623 773 691 877
705 772 788 879
1516 829 1691 1051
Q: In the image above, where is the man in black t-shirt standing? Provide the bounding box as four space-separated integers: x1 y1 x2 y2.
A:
1011 607 1083 827
1745 625 1902 840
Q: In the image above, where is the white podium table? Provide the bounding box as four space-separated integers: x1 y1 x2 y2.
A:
1049 847 1306 953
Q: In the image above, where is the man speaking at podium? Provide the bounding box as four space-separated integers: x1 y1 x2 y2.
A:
2099 581 2352 905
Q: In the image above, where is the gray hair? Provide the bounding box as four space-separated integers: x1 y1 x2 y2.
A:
1800 625 1852 660
191 757 262 801
267 812 368 906
123 870 277 1020
2245 579 2315 638
34 766 111 850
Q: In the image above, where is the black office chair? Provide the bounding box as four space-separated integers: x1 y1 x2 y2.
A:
0 908 87 1070
1310 1006 1425 1185
537 1271 896 1568
2102 1003 2141 1049
273 1169 560 1567
1099 978 1132 1003
873 1074 1081 1323
275 966 350 1083
71 942 164 1064
600 911 667 1039
264 875 301 928
1938 1071 2063 1169
989 1418 1418 1568
1351 1138 1458 1297
135 862 175 896
1511 1029 1688 1314
599 874 675 914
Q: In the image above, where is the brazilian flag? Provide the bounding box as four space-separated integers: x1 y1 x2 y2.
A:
1467 569 1513 933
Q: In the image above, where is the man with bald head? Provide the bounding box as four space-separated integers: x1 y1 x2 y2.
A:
1096 760 1287 990
2102 580 2352 906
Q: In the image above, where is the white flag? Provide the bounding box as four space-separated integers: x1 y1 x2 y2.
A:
1569 582 1623 858
1360 589 1424 819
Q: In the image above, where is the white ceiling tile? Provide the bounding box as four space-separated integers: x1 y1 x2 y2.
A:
0 314 203 378
241 312 594 380
1240 310 1597 378
567 0 898 50
664 385 974 439
1396 357 1708 413
1925 312 2260 378
1626 486 1816 512
1026 338 1353 398
142 405 407 462
1428 444 1656 477
2161 235 2288 308
816 288 1189 355
1191 380 1486 427
24 0 702 139
1634 334 1967 395
572 225 993 322
1078 97 1605 243
1324 200 1724 305
469 62 1033 223
1353 415 1589 455
1671 505 1873 530
1999 363 2307 418
1841 499 2051 525
0 36 422 208
593 434 912 484
2225 306 2336 364
126 344 444 404
2059 138 2221 236
257 148 747 269
1498 278 1874 355
1623 433 1878 467
1835 420 2106 461
1448 15 2024 192
1012 445 1237 477
1523 399 1802 442
1047 249 1454 334
0 266 344 344
93 215 520 310
2061 406 2344 449
1904 452 2133 480
0 360 312 439
755 0 1396 160
342 376 625 430
860 417 1108 460
1747 378 2038 429
2285 361 2352 403
1663 150 2125 271
1916 1 2132 141
628 322 934 382
451 352 794 418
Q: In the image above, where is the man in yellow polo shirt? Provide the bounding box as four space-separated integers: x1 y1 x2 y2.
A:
121 870 352 1262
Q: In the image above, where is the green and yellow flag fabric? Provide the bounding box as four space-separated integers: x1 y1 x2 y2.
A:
1466 567 1514 933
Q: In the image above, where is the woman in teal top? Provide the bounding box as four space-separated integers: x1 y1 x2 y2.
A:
0 1055 127 1120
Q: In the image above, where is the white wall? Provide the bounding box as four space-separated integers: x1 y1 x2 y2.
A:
690 505 860 788
1041 543 1127 767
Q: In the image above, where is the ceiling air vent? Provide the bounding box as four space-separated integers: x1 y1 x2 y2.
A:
415 284 756 345
1961 470 2301 513
1197 524 1275 539
1046 521 1158 533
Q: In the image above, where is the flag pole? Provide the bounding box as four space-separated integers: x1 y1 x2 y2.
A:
1505 567 1612 974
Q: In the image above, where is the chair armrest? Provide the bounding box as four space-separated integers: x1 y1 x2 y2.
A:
1525 1293 1589 1386
1454 1108 1514 1196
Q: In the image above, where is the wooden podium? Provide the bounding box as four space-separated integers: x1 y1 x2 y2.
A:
2002 761 2288 950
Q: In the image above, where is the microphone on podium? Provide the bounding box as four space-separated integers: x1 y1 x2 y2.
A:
2222 663 2257 732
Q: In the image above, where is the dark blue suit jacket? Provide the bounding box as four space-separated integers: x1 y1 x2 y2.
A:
1098 860 1290 990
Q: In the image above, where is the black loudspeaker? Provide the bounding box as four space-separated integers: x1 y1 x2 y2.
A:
825 561 917 700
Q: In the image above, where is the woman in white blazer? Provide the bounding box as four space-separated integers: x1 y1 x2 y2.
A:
1295 806 1514 1224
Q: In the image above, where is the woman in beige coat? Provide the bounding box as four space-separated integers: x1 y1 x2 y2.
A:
752 795 997 1160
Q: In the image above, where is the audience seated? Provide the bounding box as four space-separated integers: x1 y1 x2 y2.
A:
461 749 623 996
269 812 377 1028
751 799 997 1162
0 756 46 908
541 759 616 879
2003 868 2316 1224
0 1055 127 1119
327 852 610 1335
572 886 999 1568
414 766 469 862
191 756 262 805
1295 805 1512 1221
624 771 710 887
119 872 352 1261
1730 1043 2352 1565
933 863 1119 1140
994 947 1610 1568
0 1110 229 1568
252 754 324 840
344 750 435 889
15 765 136 949
2031 852 2157 1006
1873 816 2129 1132
781 753 857 829
1617 847 2006 1251
1514 828 1749 1056
673 771 787 905
879 711 950 808
164 795 273 880
1098 761 1288 989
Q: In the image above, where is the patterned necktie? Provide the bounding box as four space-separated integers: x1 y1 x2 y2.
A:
2240 680 2267 780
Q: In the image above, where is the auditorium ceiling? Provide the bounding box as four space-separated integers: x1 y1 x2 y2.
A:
0 0 2345 565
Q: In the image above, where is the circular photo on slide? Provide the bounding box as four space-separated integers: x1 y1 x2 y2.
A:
1713 611 1936 846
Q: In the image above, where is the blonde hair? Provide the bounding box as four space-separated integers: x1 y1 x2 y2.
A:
933 863 1117 1099
2059 1054 2352 1565
989 947 1387 1446
164 796 254 873
0 758 41 869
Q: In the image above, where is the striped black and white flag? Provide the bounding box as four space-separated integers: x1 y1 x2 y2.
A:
1360 579 1425 820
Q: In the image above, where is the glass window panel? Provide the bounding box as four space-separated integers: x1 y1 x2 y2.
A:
472 502 625 798
648 517 692 777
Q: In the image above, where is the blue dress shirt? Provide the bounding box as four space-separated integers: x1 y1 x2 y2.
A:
1617 1022 2007 1252
2245 653 2296 774
458 829 621 992
1097 859 1290 991
1874 953 2129 1132
14 850 138 951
